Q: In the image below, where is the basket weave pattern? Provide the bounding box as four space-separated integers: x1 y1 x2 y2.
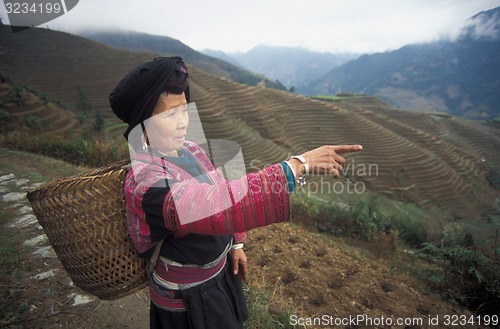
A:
26 160 147 300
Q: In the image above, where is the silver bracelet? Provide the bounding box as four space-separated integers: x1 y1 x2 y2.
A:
231 243 244 250
290 155 310 175
284 160 307 187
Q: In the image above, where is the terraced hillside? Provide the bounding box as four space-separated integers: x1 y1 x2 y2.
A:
1 26 499 226
0 77 79 137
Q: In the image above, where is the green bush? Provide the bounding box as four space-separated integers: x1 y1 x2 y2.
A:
76 86 92 113
386 213 427 247
291 194 427 247
487 170 500 189
25 116 41 130
243 285 295 329
8 85 23 97
420 243 500 316
1 132 127 167
94 110 105 131
0 109 10 133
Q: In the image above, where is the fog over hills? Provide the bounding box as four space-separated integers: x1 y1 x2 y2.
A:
79 30 287 91
301 7 500 119
73 7 500 120
204 45 359 90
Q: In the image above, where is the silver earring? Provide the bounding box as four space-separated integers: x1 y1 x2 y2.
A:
142 135 149 152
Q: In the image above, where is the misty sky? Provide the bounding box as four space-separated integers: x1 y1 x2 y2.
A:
1 0 500 53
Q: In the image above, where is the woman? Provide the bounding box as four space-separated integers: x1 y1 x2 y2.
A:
109 56 362 329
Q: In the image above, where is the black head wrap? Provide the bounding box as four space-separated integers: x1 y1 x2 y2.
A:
109 56 190 139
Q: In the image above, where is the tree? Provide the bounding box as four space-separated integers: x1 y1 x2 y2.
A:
76 86 92 113
0 109 11 134
25 115 41 130
75 113 87 126
94 110 104 131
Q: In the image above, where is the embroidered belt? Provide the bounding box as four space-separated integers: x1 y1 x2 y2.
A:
150 263 230 312
150 241 233 311
153 240 231 287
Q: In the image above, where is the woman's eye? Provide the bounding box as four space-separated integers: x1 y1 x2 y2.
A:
159 110 175 117
159 105 188 117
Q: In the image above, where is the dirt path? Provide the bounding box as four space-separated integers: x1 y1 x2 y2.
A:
0 170 150 329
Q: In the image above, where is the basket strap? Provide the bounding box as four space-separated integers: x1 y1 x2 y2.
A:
147 240 165 279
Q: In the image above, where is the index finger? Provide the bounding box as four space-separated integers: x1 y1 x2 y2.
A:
331 145 363 154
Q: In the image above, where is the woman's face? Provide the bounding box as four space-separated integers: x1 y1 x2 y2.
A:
144 92 189 155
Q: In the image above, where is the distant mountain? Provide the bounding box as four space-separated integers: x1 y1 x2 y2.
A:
302 7 500 119
79 30 286 91
205 45 359 89
202 49 243 68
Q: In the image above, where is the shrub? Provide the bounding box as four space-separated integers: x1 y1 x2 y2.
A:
487 170 500 189
1 132 127 167
94 110 105 131
74 113 87 126
35 91 48 102
386 213 427 247
25 116 41 130
291 193 427 247
0 109 10 133
8 85 23 97
55 100 66 110
76 86 92 113
420 243 500 316
243 285 295 329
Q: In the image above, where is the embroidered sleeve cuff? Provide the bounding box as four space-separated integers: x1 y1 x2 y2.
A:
233 232 247 243
280 162 295 193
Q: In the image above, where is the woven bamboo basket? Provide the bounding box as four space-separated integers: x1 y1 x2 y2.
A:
26 159 148 300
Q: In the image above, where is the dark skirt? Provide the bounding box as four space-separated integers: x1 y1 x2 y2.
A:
150 263 248 329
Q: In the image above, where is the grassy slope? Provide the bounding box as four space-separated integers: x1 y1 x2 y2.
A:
0 147 85 181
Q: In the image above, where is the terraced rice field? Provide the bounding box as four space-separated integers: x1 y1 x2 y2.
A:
1 26 499 228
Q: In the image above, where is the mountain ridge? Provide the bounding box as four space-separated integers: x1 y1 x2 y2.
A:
79 30 287 91
204 44 359 89
301 7 500 119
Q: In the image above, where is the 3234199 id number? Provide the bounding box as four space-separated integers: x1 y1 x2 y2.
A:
443 314 498 326
5 2 63 14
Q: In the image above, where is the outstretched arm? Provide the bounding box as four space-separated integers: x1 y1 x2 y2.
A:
162 163 291 235
135 144 363 237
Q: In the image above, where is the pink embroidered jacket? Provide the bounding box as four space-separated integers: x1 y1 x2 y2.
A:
124 141 293 311
124 141 292 257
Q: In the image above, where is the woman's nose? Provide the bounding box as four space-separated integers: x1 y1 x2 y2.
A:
177 112 189 129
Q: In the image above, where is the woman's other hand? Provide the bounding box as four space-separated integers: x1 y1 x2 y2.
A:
229 249 248 282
